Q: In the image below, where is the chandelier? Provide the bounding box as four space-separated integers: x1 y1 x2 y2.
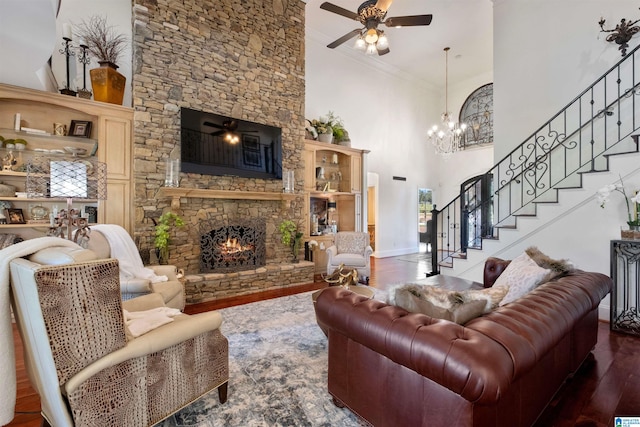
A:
427 47 467 158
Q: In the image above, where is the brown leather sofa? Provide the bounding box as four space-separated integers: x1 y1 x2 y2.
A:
314 258 612 427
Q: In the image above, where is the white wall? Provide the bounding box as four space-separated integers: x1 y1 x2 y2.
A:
0 0 132 106
432 70 495 207
493 0 639 161
53 0 132 106
306 35 440 257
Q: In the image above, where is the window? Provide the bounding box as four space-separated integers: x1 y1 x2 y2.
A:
460 83 493 149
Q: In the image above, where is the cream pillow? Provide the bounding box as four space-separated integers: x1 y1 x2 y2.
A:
497 252 551 306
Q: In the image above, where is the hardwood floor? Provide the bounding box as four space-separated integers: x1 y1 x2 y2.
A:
7 253 640 426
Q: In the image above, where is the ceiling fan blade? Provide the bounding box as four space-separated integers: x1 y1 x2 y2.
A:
211 130 225 136
375 0 393 12
327 29 362 49
203 121 224 129
320 2 358 20
377 45 390 56
384 14 433 27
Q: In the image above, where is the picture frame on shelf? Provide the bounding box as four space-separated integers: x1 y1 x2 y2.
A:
69 120 92 138
7 208 25 224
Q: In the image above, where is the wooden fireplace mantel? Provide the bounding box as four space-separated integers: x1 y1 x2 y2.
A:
157 187 297 209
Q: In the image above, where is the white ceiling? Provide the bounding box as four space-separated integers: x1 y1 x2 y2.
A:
304 0 494 88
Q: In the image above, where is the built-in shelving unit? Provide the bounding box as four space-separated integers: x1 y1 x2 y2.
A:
303 139 369 273
0 83 133 238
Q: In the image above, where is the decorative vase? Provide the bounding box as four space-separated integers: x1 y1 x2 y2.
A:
156 247 169 265
318 133 333 143
90 61 126 105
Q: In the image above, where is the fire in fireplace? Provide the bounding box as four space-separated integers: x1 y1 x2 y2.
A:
200 218 266 273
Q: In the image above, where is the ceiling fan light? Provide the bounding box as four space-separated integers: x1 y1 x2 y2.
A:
365 43 377 55
377 33 389 49
364 28 379 44
354 37 366 50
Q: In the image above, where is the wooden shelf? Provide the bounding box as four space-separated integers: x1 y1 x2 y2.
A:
157 187 297 209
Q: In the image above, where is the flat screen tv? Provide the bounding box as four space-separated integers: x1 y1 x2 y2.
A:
180 107 282 179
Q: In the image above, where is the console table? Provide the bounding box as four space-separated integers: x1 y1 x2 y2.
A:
610 239 640 335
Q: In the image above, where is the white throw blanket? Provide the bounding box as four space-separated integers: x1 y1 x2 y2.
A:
92 224 168 284
123 307 182 338
0 237 82 425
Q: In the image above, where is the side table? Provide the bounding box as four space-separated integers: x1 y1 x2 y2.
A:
610 239 640 335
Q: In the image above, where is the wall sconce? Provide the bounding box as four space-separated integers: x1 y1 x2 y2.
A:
599 11 640 56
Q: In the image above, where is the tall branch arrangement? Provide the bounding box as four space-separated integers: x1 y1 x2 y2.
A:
75 15 128 66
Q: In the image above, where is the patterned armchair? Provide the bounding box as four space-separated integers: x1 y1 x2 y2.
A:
9 253 228 427
326 232 373 284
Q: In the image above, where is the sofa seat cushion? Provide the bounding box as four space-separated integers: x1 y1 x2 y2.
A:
331 253 368 267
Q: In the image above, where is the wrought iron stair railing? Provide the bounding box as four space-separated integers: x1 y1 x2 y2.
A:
430 43 640 273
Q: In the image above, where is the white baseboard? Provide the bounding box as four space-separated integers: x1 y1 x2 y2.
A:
373 246 420 258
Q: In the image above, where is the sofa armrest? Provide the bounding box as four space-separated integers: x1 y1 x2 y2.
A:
64 310 223 394
120 277 152 294
147 264 179 280
364 245 373 258
483 257 511 287
326 245 337 261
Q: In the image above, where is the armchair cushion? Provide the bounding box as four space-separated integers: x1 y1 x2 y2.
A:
336 232 369 255
35 260 126 384
330 253 369 267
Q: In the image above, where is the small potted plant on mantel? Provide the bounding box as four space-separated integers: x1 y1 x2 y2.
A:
153 211 185 265
279 219 304 263
307 111 350 145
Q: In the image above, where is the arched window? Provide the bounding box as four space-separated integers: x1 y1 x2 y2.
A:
459 83 493 149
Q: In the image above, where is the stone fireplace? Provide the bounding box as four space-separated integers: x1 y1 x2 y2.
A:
131 0 309 303
200 218 266 273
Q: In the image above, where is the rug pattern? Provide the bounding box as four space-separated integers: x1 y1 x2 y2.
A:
157 291 365 427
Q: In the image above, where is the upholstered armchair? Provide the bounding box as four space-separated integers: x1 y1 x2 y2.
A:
9 253 228 427
326 231 372 284
86 224 185 310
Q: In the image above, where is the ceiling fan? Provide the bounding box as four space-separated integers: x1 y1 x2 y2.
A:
204 119 256 144
320 0 432 56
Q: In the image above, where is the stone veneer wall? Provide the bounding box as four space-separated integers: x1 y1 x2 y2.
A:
131 0 306 276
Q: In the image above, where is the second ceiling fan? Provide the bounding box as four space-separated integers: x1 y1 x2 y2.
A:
320 0 432 56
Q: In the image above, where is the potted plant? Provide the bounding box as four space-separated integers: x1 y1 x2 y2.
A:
75 15 128 105
153 211 185 264
278 219 304 262
307 112 349 144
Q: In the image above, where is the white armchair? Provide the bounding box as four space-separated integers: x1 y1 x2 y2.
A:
86 225 185 310
326 231 373 284
9 254 228 427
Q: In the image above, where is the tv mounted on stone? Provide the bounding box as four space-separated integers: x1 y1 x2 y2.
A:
180 107 283 180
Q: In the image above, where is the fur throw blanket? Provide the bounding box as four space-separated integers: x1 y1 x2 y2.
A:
525 246 575 281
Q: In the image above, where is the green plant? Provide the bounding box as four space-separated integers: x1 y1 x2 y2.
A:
308 111 349 142
154 212 185 262
279 219 304 261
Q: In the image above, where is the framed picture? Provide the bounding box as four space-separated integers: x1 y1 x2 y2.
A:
69 120 92 138
7 208 25 224
242 134 262 167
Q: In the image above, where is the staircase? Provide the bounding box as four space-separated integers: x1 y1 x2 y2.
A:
430 43 640 278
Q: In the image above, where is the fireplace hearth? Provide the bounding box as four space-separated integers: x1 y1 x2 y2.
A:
200 218 266 273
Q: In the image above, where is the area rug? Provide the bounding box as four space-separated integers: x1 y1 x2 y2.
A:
157 291 366 427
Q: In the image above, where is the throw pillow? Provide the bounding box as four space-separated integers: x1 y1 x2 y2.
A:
497 252 551 306
390 284 487 325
